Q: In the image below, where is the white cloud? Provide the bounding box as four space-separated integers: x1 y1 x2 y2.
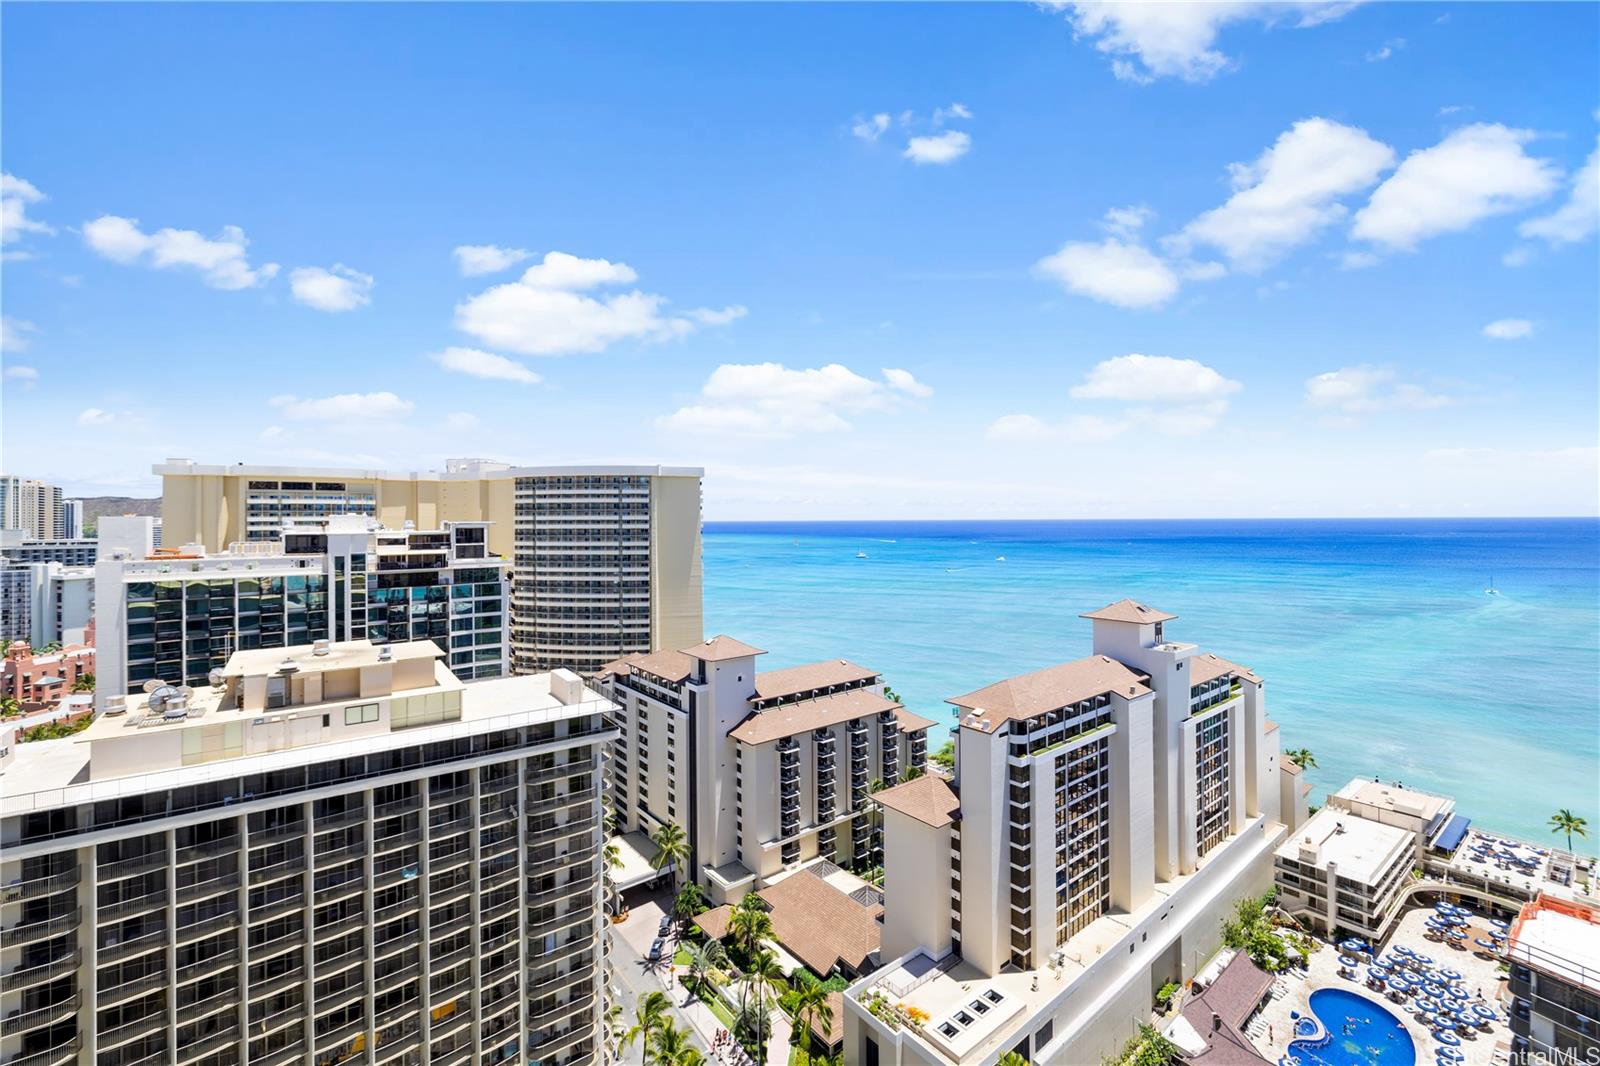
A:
1034 237 1178 309
3 365 39 387
987 412 1127 443
1438 105 1469 117
1055 2 1358 84
1 173 54 244
933 102 973 126
1178 118 1395 270
1481 318 1533 340
1304 365 1452 421
1 316 38 352
77 408 117 426
269 391 415 422
82 215 279 289
1027 353 1246 436
1339 250 1380 270
656 363 931 437
883 367 934 398
903 131 972 165
852 113 891 142
1352 124 1561 251
454 252 737 356
1103 205 1155 236
453 244 532 276
431 346 542 385
1365 37 1405 62
1071 352 1242 404
289 264 374 312
686 305 749 326
1518 138 1599 247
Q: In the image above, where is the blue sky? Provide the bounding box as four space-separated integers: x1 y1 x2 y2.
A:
3 2 1596 518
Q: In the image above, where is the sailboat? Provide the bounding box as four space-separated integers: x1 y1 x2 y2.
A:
855 551 869 559
1485 574 1500 596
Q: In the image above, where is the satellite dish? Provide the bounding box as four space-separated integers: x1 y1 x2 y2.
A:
142 678 168 694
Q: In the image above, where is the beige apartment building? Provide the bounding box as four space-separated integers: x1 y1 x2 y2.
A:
845 600 1305 1066
0 638 614 1066
155 459 704 676
592 637 934 903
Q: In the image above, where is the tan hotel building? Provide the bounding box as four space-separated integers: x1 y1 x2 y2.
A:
155 459 704 676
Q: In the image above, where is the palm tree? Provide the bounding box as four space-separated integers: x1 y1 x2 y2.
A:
997 1053 1029 1066
71 672 95 693
603 839 624 917
651 1021 699 1066
743 948 784 1051
651 821 689 892
602 1002 626 1063
623 991 671 1065
673 880 707 934
1286 748 1317 770
900 766 925 783
1550 809 1590 853
683 940 726 1001
727 894 774 1025
793 983 834 1055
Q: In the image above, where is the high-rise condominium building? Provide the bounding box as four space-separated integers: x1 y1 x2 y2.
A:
0 638 614 1066
844 600 1303 1066
592 637 934 902
60 501 84 541
0 561 94 647
94 517 510 702
0 477 65 540
155 459 704 676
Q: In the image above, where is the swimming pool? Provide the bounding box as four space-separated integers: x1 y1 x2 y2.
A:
1286 988 1416 1066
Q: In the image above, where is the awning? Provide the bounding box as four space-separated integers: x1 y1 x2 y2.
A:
1432 813 1471 853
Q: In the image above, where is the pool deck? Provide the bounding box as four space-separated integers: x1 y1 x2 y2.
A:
1248 905 1511 1064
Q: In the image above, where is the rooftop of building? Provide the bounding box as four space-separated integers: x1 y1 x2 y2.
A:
684 634 767 662
1333 778 1453 822
1 640 610 804
873 773 960 828
1188 652 1262 687
727 687 909 745
752 659 879 702
695 866 882 976
1275 806 1412 882
948 654 1152 732
1171 951 1274 1066
599 648 697 685
1080 598 1177 624
154 459 705 480
1507 894 1600 993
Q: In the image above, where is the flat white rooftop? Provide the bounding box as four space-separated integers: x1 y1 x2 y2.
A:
1508 898 1600 994
1277 806 1411 883
1335 778 1452 822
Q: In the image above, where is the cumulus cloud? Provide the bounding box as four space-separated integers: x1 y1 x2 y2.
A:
1 173 54 244
1304 365 1452 422
454 252 739 356
1518 138 1599 247
1177 118 1395 270
269 391 415 422
453 244 533 276
852 113 891 142
933 102 973 126
1053 2 1358 84
686 305 749 326
1352 124 1560 251
82 215 279 289
1034 237 1179 309
1 316 38 352
656 363 932 437
904 130 972 165
997 354 1240 438
1481 318 1533 340
1365 37 1405 62
3 365 39 387
431 346 542 385
289 264 374 312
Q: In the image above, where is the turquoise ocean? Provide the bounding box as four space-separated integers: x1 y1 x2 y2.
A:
703 518 1599 851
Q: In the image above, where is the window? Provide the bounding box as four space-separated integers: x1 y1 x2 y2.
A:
344 703 379 726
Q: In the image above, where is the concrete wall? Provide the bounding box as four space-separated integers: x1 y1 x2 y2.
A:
881 807 953 962
651 476 705 653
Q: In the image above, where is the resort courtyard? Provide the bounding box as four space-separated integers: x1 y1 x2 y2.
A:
1248 903 1513 1066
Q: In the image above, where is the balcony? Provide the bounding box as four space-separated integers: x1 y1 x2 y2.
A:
374 827 423 854
1 992 80 1036
1 948 78 992
174 835 242 865
174 1022 241 1063
314 840 368 867
252 1040 307 1066
374 794 422 820
176 909 241 943
1 868 80 903
178 870 241 904
98 852 167 881
97 968 168 1007
248 965 306 1000
100 927 168 964
175 948 238 985
315 806 369 832
0 908 79 947
249 821 307 848
100 888 168 922
249 856 307 885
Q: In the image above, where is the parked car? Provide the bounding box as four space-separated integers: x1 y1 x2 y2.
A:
658 914 673 937
649 938 665 961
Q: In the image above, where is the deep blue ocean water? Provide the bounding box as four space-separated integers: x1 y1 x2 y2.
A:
703 518 1599 850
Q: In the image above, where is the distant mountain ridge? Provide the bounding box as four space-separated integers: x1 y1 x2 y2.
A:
78 497 161 534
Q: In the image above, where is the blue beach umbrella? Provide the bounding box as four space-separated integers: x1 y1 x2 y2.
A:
1438 1031 1462 1047
1447 986 1469 1000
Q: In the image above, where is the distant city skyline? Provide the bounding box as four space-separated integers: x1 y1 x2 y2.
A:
2 3 1597 519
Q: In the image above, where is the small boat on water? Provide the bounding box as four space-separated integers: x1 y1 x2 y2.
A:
995 555 1006 562
856 551 869 559
1485 573 1500 596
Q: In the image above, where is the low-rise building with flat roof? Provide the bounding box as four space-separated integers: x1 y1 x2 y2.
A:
1273 806 1413 940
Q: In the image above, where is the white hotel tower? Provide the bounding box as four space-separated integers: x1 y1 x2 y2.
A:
846 600 1306 1066
0 638 614 1066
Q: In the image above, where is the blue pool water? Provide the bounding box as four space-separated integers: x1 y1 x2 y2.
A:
1290 988 1416 1066
703 518 1599 847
